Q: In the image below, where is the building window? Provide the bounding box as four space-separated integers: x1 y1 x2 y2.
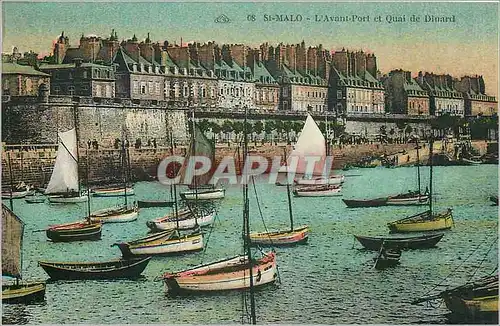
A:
83 71 88 79
141 83 147 94
183 84 189 98
133 81 139 94
68 85 75 95
155 82 160 95
95 85 102 97
106 85 112 97
53 85 60 94
81 85 89 95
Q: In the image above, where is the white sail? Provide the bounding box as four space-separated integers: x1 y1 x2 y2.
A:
286 114 326 175
45 129 79 194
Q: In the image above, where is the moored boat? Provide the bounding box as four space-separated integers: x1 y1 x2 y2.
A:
342 197 388 208
373 247 401 270
2 204 46 304
162 252 277 294
295 175 345 186
180 188 225 200
46 220 102 242
25 195 46 204
146 208 215 231
44 128 88 204
92 186 135 197
38 256 151 280
250 225 309 246
489 195 498 206
354 233 444 250
113 229 203 257
386 192 429 206
1 186 31 199
293 184 342 197
89 206 138 223
387 209 453 233
137 199 175 208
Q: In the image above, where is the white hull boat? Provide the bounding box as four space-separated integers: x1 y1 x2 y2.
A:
180 188 225 200
147 209 215 231
386 194 429 206
92 187 135 197
293 185 342 197
295 175 345 186
90 206 138 223
114 230 203 257
48 194 89 203
163 252 277 293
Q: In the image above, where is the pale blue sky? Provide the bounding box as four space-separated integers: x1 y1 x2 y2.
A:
2 1 499 96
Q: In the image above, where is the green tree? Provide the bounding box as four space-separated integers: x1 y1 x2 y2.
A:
264 120 275 143
283 121 293 144
274 120 284 141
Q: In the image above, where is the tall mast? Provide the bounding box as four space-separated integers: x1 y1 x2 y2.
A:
73 105 81 194
7 152 14 211
243 106 256 324
85 149 91 223
416 138 421 194
121 142 128 207
171 132 179 231
325 113 330 157
429 137 434 215
284 147 294 231
191 108 199 226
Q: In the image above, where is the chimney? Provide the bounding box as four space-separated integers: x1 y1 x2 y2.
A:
124 36 141 62
197 42 216 71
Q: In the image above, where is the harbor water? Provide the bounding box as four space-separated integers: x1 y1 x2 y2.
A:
2 165 498 324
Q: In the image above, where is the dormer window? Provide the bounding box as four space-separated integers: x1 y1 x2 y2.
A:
183 68 187 75
133 64 137 72
155 66 160 74
140 64 144 72
148 65 152 73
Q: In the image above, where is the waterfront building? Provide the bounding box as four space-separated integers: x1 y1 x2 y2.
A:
383 70 430 115
329 50 385 115
454 75 497 117
266 42 329 112
1 62 50 97
416 72 464 117
246 48 280 111
39 61 115 97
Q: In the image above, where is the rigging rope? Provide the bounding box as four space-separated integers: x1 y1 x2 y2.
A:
418 231 498 299
466 234 498 283
200 203 219 262
251 176 275 247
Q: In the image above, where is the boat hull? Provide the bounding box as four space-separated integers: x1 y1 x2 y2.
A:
163 253 277 294
295 175 345 186
90 207 138 223
48 194 88 203
249 225 309 246
2 282 46 304
374 249 401 270
354 233 444 250
146 211 215 231
1 189 31 199
92 187 135 197
115 233 203 257
386 194 429 206
180 188 225 200
38 257 151 280
137 200 175 208
25 197 46 204
443 294 498 324
387 209 454 233
46 221 102 242
343 198 388 208
293 185 342 197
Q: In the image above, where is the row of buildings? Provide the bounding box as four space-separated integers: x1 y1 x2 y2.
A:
2 31 497 117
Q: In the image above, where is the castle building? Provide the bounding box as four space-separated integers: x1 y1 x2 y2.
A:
329 49 385 115
383 70 430 115
454 75 497 117
416 72 464 117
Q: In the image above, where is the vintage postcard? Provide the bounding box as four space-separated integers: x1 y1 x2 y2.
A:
1 1 498 325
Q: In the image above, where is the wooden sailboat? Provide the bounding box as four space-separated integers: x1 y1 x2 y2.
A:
137 199 174 208
179 114 225 201
278 113 343 187
92 186 135 197
38 256 151 280
45 128 88 203
250 149 309 246
2 204 46 303
162 107 277 295
113 229 203 257
354 233 444 251
387 137 454 233
1 184 32 199
46 150 102 242
89 146 138 223
293 184 342 197
413 274 498 324
373 245 401 270
343 139 428 208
